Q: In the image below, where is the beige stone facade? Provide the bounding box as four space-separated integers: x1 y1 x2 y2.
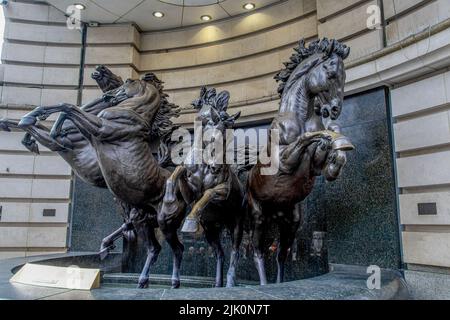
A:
0 0 449 286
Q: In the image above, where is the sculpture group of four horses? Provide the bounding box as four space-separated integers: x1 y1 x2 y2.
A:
1 38 354 288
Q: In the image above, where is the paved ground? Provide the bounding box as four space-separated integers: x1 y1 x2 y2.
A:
0 253 410 300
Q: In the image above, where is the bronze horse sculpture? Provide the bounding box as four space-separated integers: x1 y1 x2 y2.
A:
161 87 245 287
0 66 142 253
247 38 354 285
19 76 185 289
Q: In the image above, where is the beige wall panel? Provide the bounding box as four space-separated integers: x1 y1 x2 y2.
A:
0 178 32 198
48 6 69 23
317 0 369 20
397 151 450 188
383 0 429 20
41 88 79 106
1 87 42 106
44 46 81 65
400 192 450 225
4 1 50 22
0 227 28 247
2 43 80 65
0 154 35 175
3 65 44 85
4 65 79 86
85 46 137 66
31 179 71 200
0 202 69 224
318 0 377 40
34 155 71 176
140 0 315 51
5 22 81 44
391 72 449 118
140 14 317 71
167 75 278 108
394 111 450 152
43 67 79 86
386 0 450 45
87 25 140 46
344 30 383 62
1 42 45 64
0 202 30 223
154 48 290 90
29 203 70 223
403 231 450 268
27 227 67 248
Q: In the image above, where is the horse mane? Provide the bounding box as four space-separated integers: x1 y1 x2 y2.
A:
142 73 181 139
191 86 240 127
274 38 350 97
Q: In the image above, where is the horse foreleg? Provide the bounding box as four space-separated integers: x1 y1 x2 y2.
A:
276 207 301 284
99 221 133 260
182 183 228 234
0 118 67 153
164 229 185 289
226 216 243 287
250 197 268 285
158 196 186 289
205 226 224 288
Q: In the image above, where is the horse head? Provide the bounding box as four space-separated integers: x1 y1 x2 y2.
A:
276 38 350 121
185 87 241 193
91 65 124 93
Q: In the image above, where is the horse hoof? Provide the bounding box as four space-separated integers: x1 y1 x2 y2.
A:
137 278 149 289
0 121 11 132
171 280 180 289
226 279 236 288
18 116 37 128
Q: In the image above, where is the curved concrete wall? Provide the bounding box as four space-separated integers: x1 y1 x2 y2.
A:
1 0 450 278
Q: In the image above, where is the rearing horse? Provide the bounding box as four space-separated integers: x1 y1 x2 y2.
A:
161 87 245 288
19 77 184 289
247 38 354 285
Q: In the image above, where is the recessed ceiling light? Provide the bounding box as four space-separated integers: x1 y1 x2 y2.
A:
153 11 164 18
74 3 85 10
201 15 212 21
243 3 256 10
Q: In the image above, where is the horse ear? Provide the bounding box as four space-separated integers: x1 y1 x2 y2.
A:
325 39 335 57
223 111 241 128
343 46 351 59
231 111 241 122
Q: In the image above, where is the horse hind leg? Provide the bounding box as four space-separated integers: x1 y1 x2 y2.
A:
137 225 161 289
131 209 161 289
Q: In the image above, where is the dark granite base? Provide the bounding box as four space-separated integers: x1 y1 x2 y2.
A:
0 253 410 300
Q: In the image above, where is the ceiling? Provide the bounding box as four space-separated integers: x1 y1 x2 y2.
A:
45 0 283 31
